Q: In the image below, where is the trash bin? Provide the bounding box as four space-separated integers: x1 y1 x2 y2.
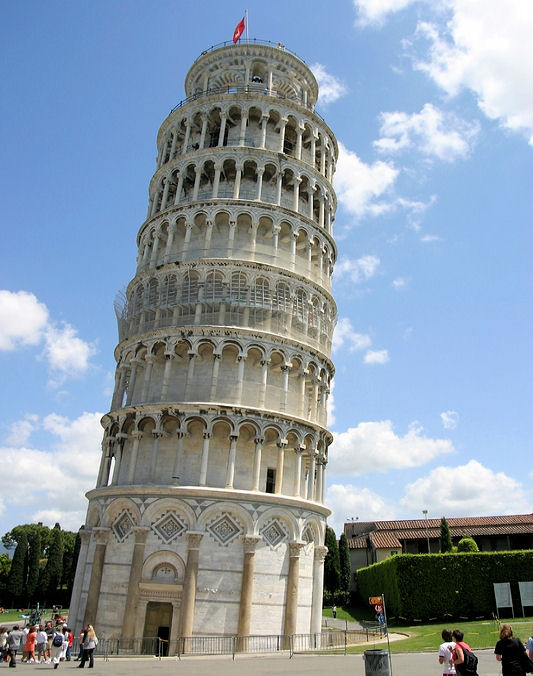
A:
363 649 390 676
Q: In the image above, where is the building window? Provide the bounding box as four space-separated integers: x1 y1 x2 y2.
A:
266 468 276 493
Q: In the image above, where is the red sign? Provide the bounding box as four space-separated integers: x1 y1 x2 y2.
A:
369 596 382 605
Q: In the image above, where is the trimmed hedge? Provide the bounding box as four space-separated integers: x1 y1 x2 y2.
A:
356 550 533 622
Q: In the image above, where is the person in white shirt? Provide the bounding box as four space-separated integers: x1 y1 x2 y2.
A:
438 628 456 676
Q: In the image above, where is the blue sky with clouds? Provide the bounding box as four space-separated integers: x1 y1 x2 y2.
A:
1 0 532 538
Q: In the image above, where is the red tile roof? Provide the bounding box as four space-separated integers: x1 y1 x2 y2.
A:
345 513 533 549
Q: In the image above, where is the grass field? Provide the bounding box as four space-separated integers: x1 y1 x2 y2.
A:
0 609 64 625
323 606 533 653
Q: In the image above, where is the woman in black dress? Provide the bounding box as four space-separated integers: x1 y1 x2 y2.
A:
495 623 528 676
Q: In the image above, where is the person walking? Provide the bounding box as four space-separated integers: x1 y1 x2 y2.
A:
24 625 37 663
6 625 24 668
51 626 66 669
0 627 9 662
451 629 476 675
495 623 529 675
438 629 456 676
78 625 98 669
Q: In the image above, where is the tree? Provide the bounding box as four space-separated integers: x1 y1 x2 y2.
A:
457 536 479 552
440 516 453 553
40 523 63 603
65 529 81 591
26 531 42 603
338 533 351 600
7 531 28 605
324 526 341 595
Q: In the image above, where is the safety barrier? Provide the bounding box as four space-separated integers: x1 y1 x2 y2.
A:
74 625 386 661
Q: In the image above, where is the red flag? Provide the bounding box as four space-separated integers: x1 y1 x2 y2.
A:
233 17 245 43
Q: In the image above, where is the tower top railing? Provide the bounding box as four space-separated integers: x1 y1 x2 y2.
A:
191 39 308 68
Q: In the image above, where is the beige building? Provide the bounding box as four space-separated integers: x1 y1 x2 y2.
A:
345 514 533 585
69 40 338 644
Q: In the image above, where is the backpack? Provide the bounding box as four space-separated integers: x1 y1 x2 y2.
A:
52 633 63 647
457 643 478 676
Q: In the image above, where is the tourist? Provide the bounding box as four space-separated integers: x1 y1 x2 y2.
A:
24 625 37 663
332 604 337 619
438 628 456 676
0 626 8 662
7 625 24 667
36 625 48 663
45 621 54 663
450 629 473 673
495 623 529 675
78 625 98 669
526 627 533 660
64 627 73 661
51 626 67 669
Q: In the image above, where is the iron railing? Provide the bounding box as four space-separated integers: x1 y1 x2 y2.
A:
76 626 387 661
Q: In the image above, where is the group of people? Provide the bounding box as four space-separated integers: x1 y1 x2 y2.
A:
438 623 533 675
0 622 98 669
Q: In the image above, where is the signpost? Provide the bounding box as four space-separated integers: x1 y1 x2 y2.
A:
368 594 393 675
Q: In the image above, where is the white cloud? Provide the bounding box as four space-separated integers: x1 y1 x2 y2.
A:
364 349 389 364
335 142 399 220
415 2 533 146
441 410 458 429
0 289 95 384
326 483 397 535
335 255 381 284
44 323 96 383
374 103 479 161
311 63 348 105
400 459 532 516
392 277 407 288
0 290 49 350
353 0 417 26
420 233 444 242
5 414 39 446
332 317 372 354
329 420 455 476
0 411 103 531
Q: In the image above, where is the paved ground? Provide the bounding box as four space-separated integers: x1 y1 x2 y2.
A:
0 649 502 676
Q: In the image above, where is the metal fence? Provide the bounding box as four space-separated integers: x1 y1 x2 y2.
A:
82 625 386 661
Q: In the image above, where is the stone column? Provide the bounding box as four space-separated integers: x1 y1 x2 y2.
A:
111 443 122 485
256 167 264 200
209 353 221 400
174 173 184 205
310 545 328 634
233 163 243 199
149 430 162 482
225 435 238 488
217 114 227 147
192 166 201 201
178 532 204 638
125 359 140 406
274 441 286 494
160 352 174 400
140 355 154 402
68 528 92 635
127 431 143 485
237 536 261 638
251 437 263 491
307 451 316 501
293 448 303 497
121 527 150 638
172 430 185 483
283 541 304 636
83 527 111 627
181 119 191 154
199 432 210 486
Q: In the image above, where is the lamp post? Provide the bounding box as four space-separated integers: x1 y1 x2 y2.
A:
422 509 430 553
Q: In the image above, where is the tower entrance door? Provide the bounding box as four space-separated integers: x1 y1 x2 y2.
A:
143 601 173 655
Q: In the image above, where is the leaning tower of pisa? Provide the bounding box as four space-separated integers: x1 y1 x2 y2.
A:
69 40 338 645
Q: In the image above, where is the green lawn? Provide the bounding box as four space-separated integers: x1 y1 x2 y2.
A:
0 608 64 625
323 605 533 653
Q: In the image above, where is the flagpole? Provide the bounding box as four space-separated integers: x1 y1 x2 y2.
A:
245 9 249 42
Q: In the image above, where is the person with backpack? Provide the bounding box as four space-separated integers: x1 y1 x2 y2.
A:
526 627 533 660
451 629 479 676
495 623 532 675
51 626 67 669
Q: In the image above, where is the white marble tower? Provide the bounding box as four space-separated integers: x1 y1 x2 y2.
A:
69 40 338 645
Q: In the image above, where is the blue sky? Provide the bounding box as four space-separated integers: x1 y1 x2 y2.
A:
1 0 532 538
